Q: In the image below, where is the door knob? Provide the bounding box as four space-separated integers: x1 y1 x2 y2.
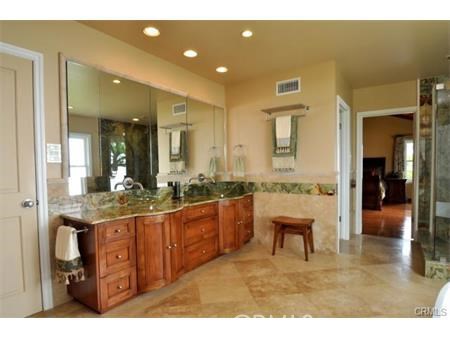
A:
21 199 35 208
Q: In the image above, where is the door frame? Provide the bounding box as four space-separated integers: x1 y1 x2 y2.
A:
355 106 417 235
336 96 351 248
0 41 53 310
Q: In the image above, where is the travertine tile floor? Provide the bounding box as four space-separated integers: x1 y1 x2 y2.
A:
33 235 446 318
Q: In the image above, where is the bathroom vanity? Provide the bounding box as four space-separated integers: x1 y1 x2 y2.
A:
61 194 254 313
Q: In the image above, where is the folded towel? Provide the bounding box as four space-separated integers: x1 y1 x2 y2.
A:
170 130 187 174
55 226 85 285
272 116 298 172
275 115 292 151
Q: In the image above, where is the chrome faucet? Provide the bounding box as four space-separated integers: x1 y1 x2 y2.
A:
114 177 144 190
188 173 215 184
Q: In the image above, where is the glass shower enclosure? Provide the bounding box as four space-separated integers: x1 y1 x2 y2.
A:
417 77 450 263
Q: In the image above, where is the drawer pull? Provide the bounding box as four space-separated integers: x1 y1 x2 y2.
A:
201 228 205 233
116 255 123 259
114 229 122 233
201 209 205 213
117 285 123 290
202 250 206 254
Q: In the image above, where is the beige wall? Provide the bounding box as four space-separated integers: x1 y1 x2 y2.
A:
363 116 413 174
0 20 225 179
225 61 339 253
226 60 338 182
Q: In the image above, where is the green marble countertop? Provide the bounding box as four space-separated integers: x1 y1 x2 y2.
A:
61 192 252 225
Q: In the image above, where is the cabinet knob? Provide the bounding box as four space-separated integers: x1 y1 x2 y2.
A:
167 245 172 249
201 228 205 233
247 230 251 234
116 255 122 259
201 209 205 213
173 243 177 248
202 250 206 254
115 229 122 233
117 285 123 290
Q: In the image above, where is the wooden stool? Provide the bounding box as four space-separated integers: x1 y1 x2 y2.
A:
271 216 315 261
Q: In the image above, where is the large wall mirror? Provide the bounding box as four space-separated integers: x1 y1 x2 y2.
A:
63 59 225 196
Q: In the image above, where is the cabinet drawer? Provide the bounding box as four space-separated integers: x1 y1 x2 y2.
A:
99 218 135 243
184 216 218 247
185 237 218 271
184 202 217 222
99 238 136 277
100 267 137 312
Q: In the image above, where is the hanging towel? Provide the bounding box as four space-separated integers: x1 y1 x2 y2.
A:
170 130 187 174
272 116 298 172
232 145 246 178
275 115 292 151
55 226 85 285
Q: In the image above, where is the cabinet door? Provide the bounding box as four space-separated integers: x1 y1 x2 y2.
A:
219 199 239 253
238 197 254 245
169 211 184 281
136 215 172 292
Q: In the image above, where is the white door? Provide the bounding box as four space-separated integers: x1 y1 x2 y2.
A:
0 52 43 317
338 97 351 241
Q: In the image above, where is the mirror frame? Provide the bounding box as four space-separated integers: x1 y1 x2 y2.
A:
59 53 227 186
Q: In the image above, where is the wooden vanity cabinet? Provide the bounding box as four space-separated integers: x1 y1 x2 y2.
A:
182 202 219 271
62 194 254 314
239 195 254 245
136 211 184 293
63 217 137 313
218 199 240 253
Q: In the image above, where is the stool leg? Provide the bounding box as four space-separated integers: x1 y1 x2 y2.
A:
309 227 315 253
272 224 280 256
280 230 285 248
302 232 309 261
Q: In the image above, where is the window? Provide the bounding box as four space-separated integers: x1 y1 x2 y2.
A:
404 139 414 181
68 133 92 195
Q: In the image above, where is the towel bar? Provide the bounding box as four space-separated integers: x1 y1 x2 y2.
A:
73 227 88 234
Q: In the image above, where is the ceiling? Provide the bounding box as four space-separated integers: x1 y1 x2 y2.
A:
81 20 449 88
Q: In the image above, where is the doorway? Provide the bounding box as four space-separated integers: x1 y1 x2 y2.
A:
355 106 417 240
0 42 52 317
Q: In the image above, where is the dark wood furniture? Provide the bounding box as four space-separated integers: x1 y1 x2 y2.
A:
61 195 254 313
384 178 407 203
271 216 315 261
362 174 383 210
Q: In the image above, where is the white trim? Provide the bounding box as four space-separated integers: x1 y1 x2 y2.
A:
413 80 421 239
0 42 53 311
336 96 351 247
355 106 417 235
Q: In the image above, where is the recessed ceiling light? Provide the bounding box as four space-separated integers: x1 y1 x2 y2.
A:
113 79 121 84
132 118 140 122
68 105 73 110
183 49 198 58
216 66 228 73
143 26 160 37
241 30 253 38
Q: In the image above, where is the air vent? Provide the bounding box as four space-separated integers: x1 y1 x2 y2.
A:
172 102 187 116
276 77 301 96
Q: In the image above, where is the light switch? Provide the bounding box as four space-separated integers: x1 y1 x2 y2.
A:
46 143 62 163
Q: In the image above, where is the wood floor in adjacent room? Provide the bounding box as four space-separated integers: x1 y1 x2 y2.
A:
363 203 412 239
33 235 445 318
